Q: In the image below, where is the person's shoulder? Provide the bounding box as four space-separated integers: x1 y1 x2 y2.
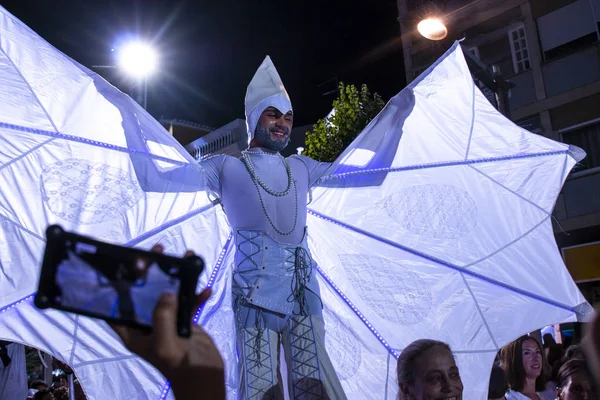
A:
201 154 238 166
505 390 525 400
287 154 315 170
539 385 557 400
287 154 319 165
200 154 242 178
202 154 233 162
287 154 310 161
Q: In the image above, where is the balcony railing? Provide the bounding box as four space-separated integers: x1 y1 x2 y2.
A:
554 167 600 221
543 44 600 98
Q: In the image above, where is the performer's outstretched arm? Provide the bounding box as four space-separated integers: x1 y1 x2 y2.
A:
91 73 219 194
120 101 214 193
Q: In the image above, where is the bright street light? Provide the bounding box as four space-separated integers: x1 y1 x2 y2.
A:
117 41 158 78
417 18 448 41
115 40 158 109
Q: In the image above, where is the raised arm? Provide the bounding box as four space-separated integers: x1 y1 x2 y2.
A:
121 108 210 193
93 75 214 194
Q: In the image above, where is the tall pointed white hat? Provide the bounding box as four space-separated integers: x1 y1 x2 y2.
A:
245 56 292 143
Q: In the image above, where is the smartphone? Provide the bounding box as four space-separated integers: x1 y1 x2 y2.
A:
35 225 204 337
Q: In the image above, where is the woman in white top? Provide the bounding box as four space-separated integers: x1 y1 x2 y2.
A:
502 336 555 400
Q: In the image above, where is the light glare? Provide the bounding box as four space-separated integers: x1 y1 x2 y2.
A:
417 18 448 41
118 41 158 78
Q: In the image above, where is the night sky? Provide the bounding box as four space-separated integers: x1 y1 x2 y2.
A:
2 0 406 128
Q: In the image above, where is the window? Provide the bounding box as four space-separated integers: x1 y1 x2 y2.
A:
537 0 600 61
508 24 531 73
561 122 600 171
543 32 599 61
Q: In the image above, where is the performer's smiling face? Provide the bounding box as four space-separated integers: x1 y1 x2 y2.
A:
253 106 293 151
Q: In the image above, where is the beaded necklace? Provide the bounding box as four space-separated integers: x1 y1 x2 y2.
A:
241 150 298 236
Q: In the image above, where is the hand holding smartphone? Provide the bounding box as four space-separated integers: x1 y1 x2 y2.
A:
35 225 205 337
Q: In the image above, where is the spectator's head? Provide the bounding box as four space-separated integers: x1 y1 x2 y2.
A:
556 359 598 400
30 380 47 391
564 336 574 349
489 364 508 400
501 336 547 393
547 344 566 370
565 345 585 362
397 339 463 400
33 389 55 400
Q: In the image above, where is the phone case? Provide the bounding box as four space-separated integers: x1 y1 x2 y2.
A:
35 225 204 337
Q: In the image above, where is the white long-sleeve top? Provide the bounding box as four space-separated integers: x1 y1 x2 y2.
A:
202 148 334 244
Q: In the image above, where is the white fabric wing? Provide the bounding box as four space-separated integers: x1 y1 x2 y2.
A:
0 5 590 400
308 43 589 399
0 6 234 400
0 343 27 400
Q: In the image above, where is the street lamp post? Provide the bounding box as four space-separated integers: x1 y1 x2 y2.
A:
117 41 157 110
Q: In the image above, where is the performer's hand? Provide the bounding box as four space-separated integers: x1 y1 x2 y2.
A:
111 245 225 400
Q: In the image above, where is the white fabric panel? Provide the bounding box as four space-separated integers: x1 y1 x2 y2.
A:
312 162 550 268
537 0 599 52
309 215 502 399
0 6 590 400
466 218 587 309
0 300 167 400
453 352 497 399
0 343 28 400
467 82 566 159
196 245 238 400
0 139 210 304
320 277 398 400
307 43 588 399
0 5 229 400
308 216 496 352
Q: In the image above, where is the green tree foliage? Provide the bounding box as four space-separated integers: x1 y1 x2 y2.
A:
25 346 44 380
304 83 385 162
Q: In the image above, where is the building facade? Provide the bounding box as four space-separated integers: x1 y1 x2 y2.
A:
397 0 600 303
184 119 311 160
184 119 248 160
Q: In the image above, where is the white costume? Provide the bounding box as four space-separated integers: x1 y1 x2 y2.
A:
200 57 346 399
0 342 28 400
0 7 592 397
505 387 555 400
